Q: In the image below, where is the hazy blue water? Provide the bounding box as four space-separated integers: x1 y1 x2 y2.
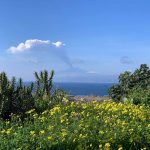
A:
54 83 114 96
25 82 115 96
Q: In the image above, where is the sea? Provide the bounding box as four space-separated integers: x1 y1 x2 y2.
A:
54 82 115 96
25 82 115 96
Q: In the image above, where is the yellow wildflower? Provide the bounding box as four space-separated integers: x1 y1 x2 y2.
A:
30 131 35 136
26 109 35 114
104 143 110 149
118 146 123 150
48 125 54 131
40 130 45 135
47 136 53 141
6 128 12 135
1 129 5 134
99 144 103 148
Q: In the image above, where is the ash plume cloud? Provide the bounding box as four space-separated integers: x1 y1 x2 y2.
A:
7 39 73 67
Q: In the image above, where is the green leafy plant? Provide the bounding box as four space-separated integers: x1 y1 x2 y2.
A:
0 101 150 149
34 70 65 112
109 64 150 104
34 70 54 98
0 72 34 119
127 88 150 106
0 70 66 119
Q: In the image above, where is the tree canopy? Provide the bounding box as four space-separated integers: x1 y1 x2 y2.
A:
109 64 150 105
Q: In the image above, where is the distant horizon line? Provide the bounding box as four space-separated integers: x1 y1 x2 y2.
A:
23 81 117 84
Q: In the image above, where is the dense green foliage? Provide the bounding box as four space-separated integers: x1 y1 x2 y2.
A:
127 88 150 106
109 64 150 105
0 70 66 119
0 72 34 119
0 100 150 150
34 70 66 113
0 66 150 149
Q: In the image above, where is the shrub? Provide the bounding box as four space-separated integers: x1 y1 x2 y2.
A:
127 88 150 106
34 70 67 113
109 64 150 104
0 73 34 119
0 101 150 149
0 70 66 119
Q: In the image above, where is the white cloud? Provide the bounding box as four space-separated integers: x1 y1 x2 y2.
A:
52 41 65 48
8 39 66 54
8 39 50 54
7 39 71 67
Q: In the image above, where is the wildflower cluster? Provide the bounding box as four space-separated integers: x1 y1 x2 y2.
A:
0 100 150 149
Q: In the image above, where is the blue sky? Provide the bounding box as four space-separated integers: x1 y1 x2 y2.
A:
0 0 150 82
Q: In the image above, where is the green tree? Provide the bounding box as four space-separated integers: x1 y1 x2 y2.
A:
0 69 67 119
108 64 150 104
0 73 34 119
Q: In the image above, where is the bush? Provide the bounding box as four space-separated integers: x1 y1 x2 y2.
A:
127 88 150 106
0 70 66 119
34 70 67 113
109 64 150 104
0 73 34 119
0 100 150 149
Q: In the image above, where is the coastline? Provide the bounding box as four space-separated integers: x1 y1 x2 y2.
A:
68 95 110 102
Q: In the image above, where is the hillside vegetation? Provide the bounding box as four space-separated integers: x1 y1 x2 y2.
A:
0 65 150 149
0 70 66 119
0 101 150 150
109 64 150 106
